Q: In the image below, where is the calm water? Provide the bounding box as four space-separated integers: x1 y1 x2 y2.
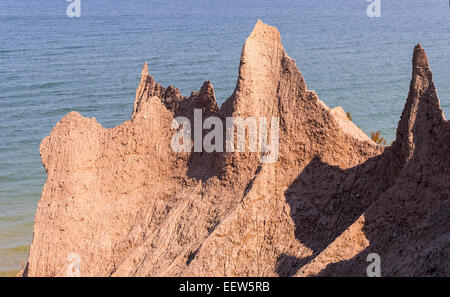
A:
0 0 449 274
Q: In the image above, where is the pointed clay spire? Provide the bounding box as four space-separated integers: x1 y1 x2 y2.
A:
132 62 151 119
199 81 218 114
142 62 149 76
393 44 445 161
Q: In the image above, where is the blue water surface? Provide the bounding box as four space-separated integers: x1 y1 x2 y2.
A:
0 0 448 273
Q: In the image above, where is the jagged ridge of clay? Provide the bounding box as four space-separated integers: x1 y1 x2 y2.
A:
25 21 449 277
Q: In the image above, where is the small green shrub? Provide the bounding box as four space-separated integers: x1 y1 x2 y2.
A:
371 130 386 145
346 112 352 122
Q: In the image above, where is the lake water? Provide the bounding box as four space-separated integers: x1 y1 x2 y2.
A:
0 0 449 275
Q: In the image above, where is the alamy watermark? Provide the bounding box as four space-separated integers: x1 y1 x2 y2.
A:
366 253 381 277
366 0 381 17
66 253 81 277
170 109 279 163
66 0 81 18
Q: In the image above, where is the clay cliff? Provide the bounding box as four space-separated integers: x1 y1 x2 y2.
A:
25 20 449 277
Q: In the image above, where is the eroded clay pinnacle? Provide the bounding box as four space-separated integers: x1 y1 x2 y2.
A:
142 62 149 76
